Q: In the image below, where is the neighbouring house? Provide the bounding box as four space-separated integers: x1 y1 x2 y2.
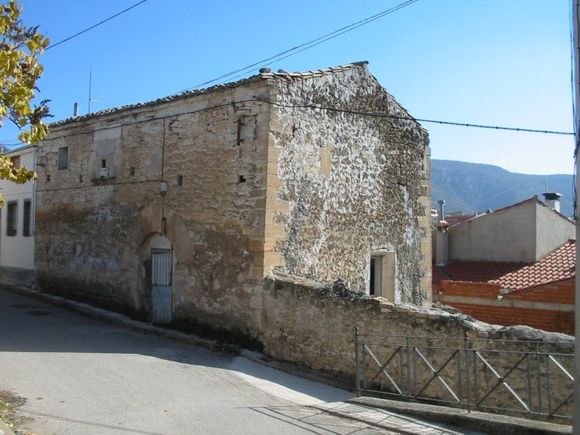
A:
433 195 576 334
0 145 37 285
34 62 432 339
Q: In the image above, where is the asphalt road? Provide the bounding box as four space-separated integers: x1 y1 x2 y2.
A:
0 286 480 435
0 286 389 435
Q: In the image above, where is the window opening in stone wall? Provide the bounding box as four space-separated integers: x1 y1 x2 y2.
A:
58 146 69 170
238 175 246 184
6 201 17 236
370 255 382 296
177 175 183 186
22 199 31 237
10 155 20 168
46 174 51 182
370 251 396 301
101 159 107 168
130 166 135 176
79 174 83 183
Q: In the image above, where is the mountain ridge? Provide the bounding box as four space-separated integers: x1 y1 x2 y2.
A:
431 159 574 217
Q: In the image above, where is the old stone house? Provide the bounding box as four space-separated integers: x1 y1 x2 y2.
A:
34 62 431 339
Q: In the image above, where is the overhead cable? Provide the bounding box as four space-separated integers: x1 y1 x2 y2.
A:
185 0 420 91
46 0 148 50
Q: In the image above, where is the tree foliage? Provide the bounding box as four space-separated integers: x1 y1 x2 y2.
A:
0 1 50 207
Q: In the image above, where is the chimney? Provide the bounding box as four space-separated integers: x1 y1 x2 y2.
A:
438 199 446 221
542 192 562 213
73 102 79 117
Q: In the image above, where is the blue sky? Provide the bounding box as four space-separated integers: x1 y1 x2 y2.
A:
8 0 574 175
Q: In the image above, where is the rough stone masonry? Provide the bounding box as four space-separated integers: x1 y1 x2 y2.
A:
34 62 432 339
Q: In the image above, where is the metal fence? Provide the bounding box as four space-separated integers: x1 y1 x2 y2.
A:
354 329 575 422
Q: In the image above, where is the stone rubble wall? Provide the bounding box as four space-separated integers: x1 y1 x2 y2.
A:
262 274 574 418
35 81 272 334
265 65 432 304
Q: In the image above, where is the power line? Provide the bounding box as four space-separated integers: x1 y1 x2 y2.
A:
46 0 148 50
255 98 574 136
185 0 420 91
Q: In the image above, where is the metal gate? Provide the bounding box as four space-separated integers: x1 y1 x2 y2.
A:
151 248 173 324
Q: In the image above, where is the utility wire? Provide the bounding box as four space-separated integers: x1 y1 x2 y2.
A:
46 0 148 50
185 0 419 91
256 98 575 136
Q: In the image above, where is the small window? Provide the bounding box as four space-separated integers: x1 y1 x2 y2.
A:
129 167 135 176
177 175 183 186
22 199 31 237
58 146 69 170
101 159 107 168
369 252 396 301
46 174 51 182
370 256 381 296
6 201 17 236
10 155 20 168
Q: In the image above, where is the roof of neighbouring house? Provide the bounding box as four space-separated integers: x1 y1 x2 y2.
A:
444 214 477 226
49 61 383 128
435 239 576 292
449 196 574 227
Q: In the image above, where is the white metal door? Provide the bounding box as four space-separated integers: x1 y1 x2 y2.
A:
151 248 173 323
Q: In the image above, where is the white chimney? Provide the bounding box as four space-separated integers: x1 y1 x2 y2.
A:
543 192 562 213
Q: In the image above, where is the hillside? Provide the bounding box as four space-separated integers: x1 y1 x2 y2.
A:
431 159 574 217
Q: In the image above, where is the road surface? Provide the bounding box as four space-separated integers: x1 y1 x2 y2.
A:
0 286 476 434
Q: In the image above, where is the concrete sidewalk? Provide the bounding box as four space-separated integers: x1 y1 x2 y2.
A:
348 397 572 435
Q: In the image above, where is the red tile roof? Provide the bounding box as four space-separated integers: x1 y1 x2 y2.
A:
437 240 575 291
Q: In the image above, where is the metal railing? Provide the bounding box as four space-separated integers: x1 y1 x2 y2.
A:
354 329 575 422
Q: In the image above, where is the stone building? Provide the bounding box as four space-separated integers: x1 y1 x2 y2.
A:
34 62 431 338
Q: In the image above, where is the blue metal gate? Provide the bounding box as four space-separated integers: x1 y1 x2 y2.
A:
151 248 173 324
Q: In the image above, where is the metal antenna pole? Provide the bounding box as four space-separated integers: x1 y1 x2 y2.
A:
88 67 92 114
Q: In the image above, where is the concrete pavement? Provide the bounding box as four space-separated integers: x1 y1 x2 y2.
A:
0 286 480 434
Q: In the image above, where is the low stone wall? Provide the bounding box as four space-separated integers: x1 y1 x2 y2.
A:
261 274 574 418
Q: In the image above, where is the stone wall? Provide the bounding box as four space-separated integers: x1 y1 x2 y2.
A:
264 65 432 304
262 274 574 418
35 80 272 334
35 63 432 338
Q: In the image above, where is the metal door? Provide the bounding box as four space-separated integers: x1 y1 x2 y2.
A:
151 248 173 324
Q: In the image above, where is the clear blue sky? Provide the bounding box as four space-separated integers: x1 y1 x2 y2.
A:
8 0 574 175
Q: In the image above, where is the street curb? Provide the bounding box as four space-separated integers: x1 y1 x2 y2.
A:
0 283 232 354
0 418 14 435
348 397 572 435
240 350 352 392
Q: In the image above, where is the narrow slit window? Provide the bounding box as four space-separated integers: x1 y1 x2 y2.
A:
177 175 183 186
58 147 69 170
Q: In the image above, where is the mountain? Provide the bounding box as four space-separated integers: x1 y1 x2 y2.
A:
431 160 575 217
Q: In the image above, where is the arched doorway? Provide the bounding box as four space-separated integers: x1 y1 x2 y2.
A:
142 233 173 324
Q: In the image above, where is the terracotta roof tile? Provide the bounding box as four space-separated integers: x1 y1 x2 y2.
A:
436 240 575 291
50 61 370 128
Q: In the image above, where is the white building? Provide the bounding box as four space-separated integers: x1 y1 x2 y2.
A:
0 145 36 283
